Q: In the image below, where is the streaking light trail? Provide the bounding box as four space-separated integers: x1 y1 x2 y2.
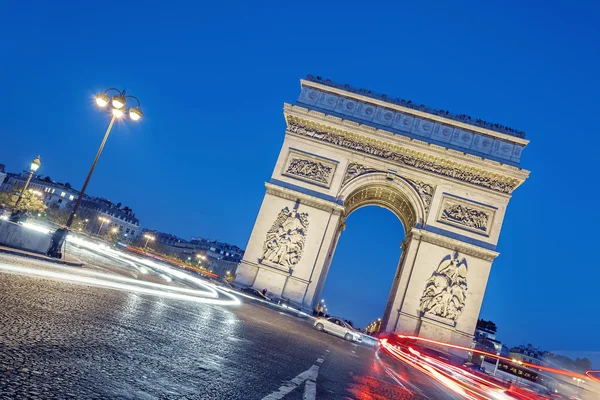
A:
396 335 591 381
0 262 240 306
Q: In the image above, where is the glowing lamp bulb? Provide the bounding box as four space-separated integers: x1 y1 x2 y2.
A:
112 95 126 109
129 107 143 121
95 93 110 107
112 108 124 118
30 155 41 172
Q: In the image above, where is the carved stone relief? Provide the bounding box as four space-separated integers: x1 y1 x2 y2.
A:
437 195 495 235
341 163 378 185
420 253 467 322
261 207 309 270
441 204 489 232
406 179 435 215
287 120 519 194
282 150 337 188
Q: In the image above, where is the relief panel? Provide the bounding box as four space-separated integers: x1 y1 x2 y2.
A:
282 149 338 188
436 194 496 236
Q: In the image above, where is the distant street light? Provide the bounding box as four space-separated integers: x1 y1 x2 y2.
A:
14 155 41 209
65 88 142 228
97 216 109 234
143 234 155 248
111 227 118 233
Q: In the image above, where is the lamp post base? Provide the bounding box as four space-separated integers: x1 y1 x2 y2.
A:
47 228 69 259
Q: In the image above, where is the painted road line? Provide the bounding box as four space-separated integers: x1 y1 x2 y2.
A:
261 365 319 400
261 350 329 400
303 379 317 400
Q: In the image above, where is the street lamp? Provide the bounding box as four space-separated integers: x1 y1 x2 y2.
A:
65 88 142 228
14 155 41 209
97 216 109 234
143 234 155 248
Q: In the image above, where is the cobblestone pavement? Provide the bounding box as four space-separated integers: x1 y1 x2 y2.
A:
0 252 460 400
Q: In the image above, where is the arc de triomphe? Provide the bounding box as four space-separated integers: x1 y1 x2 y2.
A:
235 76 529 345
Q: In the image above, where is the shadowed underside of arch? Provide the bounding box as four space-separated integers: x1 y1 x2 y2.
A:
339 173 425 235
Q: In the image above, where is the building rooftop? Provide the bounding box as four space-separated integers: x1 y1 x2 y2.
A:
305 75 526 139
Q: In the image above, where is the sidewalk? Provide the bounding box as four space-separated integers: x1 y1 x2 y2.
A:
0 245 84 267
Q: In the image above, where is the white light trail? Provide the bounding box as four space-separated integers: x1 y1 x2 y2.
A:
0 263 240 306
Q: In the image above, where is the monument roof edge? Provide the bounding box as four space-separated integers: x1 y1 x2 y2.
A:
299 79 529 147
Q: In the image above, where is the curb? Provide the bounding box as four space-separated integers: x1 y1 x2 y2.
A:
0 248 85 267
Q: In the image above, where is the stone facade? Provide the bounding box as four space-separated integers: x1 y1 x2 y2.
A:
235 78 529 346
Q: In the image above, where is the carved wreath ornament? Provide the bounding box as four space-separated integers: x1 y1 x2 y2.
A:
420 253 468 322
261 207 309 269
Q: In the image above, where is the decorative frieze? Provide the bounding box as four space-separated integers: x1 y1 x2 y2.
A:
286 119 520 194
282 149 337 188
436 194 495 236
261 206 309 270
420 253 468 322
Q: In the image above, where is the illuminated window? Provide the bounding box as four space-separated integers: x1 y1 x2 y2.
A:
60 192 66 197
69 195 74 201
52 188 55 193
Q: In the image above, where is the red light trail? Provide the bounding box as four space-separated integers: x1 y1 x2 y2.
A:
396 335 591 381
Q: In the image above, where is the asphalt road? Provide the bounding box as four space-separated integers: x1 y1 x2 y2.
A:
0 248 462 400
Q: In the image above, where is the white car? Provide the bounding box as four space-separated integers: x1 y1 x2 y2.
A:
314 317 362 342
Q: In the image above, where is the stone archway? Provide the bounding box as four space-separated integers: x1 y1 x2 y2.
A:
235 77 529 346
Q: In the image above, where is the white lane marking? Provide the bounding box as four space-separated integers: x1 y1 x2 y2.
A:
261 349 329 400
303 379 316 400
261 365 319 400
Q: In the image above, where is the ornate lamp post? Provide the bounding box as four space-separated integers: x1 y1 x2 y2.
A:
14 156 41 209
65 89 142 228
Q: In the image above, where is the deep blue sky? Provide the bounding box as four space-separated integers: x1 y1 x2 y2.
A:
2 1 599 359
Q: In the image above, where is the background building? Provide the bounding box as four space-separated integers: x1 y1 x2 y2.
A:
140 229 244 278
1 172 80 210
0 166 140 240
509 344 547 365
0 165 6 190
78 198 140 238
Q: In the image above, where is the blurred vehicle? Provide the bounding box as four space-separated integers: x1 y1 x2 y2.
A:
240 287 272 302
314 317 362 342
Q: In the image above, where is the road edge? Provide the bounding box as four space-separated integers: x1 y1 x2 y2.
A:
0 247 85 267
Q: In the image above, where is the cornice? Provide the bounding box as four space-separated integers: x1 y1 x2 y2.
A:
300 79 529 146
408 228 499 261
264 182 345 214
284 103 529 183
283 110 527 195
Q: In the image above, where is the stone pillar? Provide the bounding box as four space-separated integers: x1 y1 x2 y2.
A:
383 228 498 346
234 183 344 310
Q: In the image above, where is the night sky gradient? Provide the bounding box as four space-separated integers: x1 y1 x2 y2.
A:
1 1 599 361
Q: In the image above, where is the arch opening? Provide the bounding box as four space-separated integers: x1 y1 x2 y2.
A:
314 174 425 330
319 206 405 330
